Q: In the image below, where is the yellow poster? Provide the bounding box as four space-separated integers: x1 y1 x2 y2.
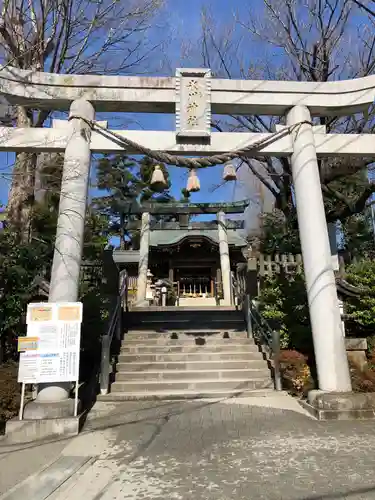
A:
58 305 81 322
28 305 53 322
18 337 39 352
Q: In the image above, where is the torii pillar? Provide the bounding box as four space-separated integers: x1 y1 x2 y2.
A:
136 212 151 305
217 211 232 306
286 105 351 392
24 99 95 419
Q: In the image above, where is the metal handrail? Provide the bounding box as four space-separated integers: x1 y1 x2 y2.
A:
249 299 282 391
234 271 282 391
100 269 128 395
249 300 273 348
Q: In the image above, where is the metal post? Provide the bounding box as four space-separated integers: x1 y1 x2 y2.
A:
117 298 122 341
74 381 79 417
272 330 282 392
100 335 110 395
19 383 25 420
246 295 253 338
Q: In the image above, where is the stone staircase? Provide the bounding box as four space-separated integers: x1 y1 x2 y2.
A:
99 306 275 400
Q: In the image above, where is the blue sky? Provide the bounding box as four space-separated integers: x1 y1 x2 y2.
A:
0 0 259 210
1 0 368 217
0 0 272 211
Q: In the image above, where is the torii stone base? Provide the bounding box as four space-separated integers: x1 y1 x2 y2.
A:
5 411 86 444
300 390 375 421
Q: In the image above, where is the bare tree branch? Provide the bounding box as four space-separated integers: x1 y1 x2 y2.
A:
350 0 375 18
0 0 167 236
191 0 375 226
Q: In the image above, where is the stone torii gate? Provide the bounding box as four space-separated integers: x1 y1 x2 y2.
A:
123 199 250 307
2 65 375 421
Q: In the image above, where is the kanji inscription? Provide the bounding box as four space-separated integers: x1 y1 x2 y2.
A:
175 68 211 139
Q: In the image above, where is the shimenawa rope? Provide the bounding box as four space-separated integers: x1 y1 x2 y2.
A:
68 116 312 168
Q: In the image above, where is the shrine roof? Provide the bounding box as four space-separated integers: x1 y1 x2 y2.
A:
335 275 366 298
149 229 247 248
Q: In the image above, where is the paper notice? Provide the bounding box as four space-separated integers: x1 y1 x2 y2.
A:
59 322 80 349
58 304 82 322
27 304 53 323
27 322 59 351
18 337 39 352
38 353 60 381
59 351 79 380
18 352 39 383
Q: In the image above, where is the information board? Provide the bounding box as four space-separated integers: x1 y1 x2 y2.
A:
18 302 82 384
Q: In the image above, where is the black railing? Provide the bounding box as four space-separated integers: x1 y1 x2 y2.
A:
249 300 282 391
100 269 128 395
234 271 282 391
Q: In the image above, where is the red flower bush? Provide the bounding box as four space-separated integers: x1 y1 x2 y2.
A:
278 349 307 365
278 350 314 396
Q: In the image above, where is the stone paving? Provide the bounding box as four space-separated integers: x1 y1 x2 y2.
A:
0 438 69 496
2 395 375 499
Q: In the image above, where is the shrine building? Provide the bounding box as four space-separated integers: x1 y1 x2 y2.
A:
113 200 249 307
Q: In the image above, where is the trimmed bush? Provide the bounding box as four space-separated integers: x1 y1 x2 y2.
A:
278 349 315 396
349 361 375 392
0 362 20 429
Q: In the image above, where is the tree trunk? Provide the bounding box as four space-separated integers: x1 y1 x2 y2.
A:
34 153 50 204
7 106 36 242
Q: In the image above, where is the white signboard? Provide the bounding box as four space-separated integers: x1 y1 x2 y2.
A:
18 302 82 384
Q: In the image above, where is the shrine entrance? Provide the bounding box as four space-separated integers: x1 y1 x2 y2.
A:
175 266 214 299
130 205 249 307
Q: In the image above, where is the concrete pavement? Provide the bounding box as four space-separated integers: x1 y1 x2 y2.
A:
2 394 375 499
0 439 69 496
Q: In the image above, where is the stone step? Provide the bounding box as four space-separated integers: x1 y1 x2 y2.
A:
120 344 260 354
98 388 276 401
115 368 271 381
110 307 273 402
111 378 273 393
124 330 249 340
123 337 255 345
116 359 268 371
118 352 265 363
128 322 245 332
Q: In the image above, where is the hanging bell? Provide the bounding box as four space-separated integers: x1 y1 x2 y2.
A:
150 164 167 191
186 168 200 192
223 162 237 181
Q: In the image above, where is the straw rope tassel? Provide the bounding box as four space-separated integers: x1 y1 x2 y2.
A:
186 168 200 192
